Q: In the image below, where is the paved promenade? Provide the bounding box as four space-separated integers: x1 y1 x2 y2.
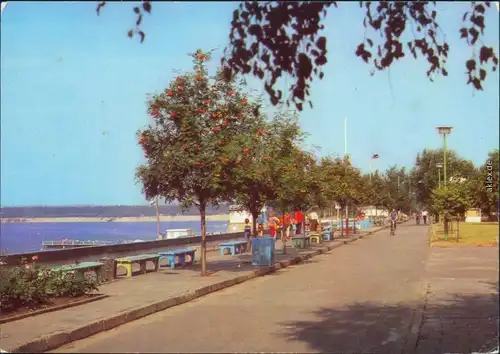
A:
54 224 432 353
3 223 497 353
0 229 377 352
415 246 499 354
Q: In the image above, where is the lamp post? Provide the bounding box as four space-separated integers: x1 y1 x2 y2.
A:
436 126 453 187
436 162 443 188
150 196 161 239
369 153 379 181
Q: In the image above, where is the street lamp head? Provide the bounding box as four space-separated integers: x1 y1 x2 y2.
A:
436 163 443 168
436 126 453 135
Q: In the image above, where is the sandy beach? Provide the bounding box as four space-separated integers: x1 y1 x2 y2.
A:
1 214 230 223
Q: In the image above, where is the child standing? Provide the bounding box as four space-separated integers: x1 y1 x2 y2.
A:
244 218 252 241
268 216 276 239
289 218 297 239
257 222 264 237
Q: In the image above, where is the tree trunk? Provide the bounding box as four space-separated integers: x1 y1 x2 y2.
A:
200 204 208 276
251 210 259 236
340 210 344 237
249 209 259 252
281 210 287 255
443 216 449 240
345 204 349 237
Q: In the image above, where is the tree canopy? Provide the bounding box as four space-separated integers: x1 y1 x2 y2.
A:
410 148 477 208
97 1 499 111
428 182 474 220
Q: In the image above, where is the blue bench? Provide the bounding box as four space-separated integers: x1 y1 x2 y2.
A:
219 240 248 256
158 248 196 269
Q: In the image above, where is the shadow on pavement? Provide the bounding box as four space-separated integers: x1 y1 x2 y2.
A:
157 257 321 276
148 242 332 275
278 282 499 354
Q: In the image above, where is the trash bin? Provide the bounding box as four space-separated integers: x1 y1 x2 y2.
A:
252 237 275 266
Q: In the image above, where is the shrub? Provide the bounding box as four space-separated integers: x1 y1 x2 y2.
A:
46 271 99 298
0 265 51 311
0 264 99 313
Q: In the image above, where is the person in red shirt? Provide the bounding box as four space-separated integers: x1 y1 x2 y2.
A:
294 211 304 234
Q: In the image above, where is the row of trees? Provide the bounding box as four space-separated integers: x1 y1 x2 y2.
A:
135 50 411 275
135 49 497 275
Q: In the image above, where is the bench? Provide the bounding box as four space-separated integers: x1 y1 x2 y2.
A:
158 248 196 269
219 240 248 256
115 254 160 278
309 233 323 244
51 261 104 283
322 230 333 241
292 235 310 249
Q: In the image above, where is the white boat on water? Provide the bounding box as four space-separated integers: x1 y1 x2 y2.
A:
157 228 195 240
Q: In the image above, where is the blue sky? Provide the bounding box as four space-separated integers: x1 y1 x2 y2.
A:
1 2 498 206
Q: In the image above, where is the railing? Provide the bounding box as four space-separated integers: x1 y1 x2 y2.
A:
2 231 245 266
429 218 460 244
42 240 115 247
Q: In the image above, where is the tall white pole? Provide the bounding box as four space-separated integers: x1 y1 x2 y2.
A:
344 117 347 156
369 158 372 181
155 195 161 238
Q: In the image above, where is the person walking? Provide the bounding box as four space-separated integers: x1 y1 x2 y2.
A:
389 208 398 235
422 210 428 225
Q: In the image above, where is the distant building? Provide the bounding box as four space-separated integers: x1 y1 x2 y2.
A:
359 205 389 217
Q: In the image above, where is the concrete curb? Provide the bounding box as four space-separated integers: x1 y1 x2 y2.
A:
11 227 388 353
0 294 109 325
403 281 430 354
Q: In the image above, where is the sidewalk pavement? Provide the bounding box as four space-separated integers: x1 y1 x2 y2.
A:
414 246 499 354
53 222 427 353
0 228 383 353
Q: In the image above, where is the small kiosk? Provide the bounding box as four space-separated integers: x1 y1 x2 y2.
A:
465 208 481 223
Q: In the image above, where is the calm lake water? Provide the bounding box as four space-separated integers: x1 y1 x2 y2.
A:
0 221 228 255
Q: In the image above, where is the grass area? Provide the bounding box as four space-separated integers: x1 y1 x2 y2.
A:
430 222 499 247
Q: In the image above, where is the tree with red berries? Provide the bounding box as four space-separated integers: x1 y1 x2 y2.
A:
136 49 260 275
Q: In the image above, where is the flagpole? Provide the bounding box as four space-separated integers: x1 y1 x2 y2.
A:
370 158 372 181
155 195 161 238
344 117 347 156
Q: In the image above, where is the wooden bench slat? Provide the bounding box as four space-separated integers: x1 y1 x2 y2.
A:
158 248 195 255
220 241 247 246
117 254 159 262
52 262 103 271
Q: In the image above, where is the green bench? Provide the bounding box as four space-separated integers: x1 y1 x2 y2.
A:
116 254 160 278
51 261 104 282
292 235 310 249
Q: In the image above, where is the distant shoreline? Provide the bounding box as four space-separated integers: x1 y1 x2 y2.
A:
0 214 230 224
